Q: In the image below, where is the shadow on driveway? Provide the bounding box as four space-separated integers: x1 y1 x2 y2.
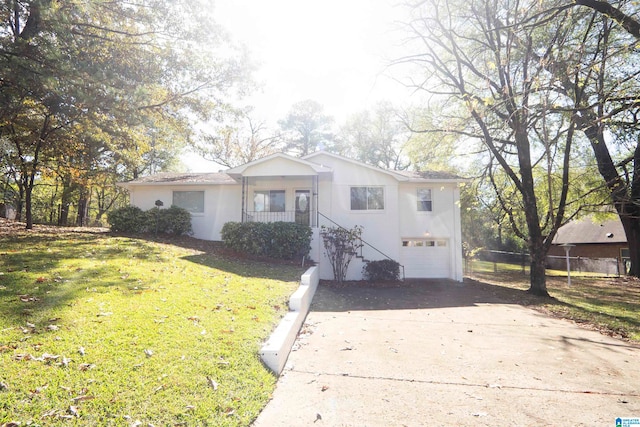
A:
311 278 547 312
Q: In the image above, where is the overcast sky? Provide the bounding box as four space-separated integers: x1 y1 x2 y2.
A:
183 0 412 171
213 0 411 124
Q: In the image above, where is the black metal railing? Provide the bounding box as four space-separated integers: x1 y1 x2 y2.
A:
244 210 310 226
317 211 405 280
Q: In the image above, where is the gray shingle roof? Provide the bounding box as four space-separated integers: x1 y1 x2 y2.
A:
394 170 466 181
123 172 236 185
553 217 626 244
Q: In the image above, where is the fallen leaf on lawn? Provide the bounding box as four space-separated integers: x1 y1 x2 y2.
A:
216 358 229 366
13 353 33 361
36 277 46 283
223 408 235 416
46 325 60 331
59 356 71 367
78 363 95 371
59 386 72 392
48 317 60 322
144 349 153 357
0 381 8 391
78 347 85 356
185 405 195 411
19 295 39 302
68 405 79 417
132 363 144 370
220 329 234 334
26 322 36 329
97 312 113 317
41 409 58 418
153 385 164 393
206 376 219 390
246 305 256 310
187 316 200 322
72 395 94 403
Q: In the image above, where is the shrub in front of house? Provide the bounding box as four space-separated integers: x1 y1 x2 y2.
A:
108 205 192 235
363 259 401 282
107 206 147 233
221 221 312 260
152 205 193 235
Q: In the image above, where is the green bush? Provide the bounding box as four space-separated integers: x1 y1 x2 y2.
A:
152 205 193 235
363 259 401 282
107 206 147 233
108 205 192 236
221 221 312 260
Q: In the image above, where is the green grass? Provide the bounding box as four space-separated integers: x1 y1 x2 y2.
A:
467 260 640 342
0 230 302 426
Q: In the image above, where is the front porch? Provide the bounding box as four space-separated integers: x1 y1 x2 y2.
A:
239 176 320 228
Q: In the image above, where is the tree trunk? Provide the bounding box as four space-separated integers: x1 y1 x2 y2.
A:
25 182 33 229
528 246 549 296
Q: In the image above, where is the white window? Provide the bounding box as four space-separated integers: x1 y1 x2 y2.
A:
417 188 432 212
172 191 204 213
350 187 384 210
402 239 447 247
254 190 286 212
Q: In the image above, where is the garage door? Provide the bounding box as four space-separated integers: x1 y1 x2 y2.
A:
401 238 450 278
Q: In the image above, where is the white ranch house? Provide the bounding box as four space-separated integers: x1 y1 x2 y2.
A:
119 151 465 282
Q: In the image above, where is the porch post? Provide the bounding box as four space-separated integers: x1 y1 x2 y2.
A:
241 177 246 223
312 175 318 227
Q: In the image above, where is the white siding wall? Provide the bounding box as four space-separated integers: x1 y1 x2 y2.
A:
311 154 401 281
128 185 241 241
398 182 463 281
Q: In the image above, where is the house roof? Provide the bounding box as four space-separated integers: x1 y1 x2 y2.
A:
553 217 627 245
225 152 333 178
118 152 466 188
303 151 467 183
118 172 236 187
393 170 466 182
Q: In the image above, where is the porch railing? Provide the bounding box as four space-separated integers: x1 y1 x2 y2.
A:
244 210 310 226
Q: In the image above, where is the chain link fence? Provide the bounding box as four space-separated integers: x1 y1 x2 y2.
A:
466 249 622 277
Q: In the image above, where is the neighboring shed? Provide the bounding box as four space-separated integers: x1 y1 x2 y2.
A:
550 216 629 274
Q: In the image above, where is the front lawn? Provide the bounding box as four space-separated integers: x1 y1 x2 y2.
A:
467 265 640 342
0 226 301 426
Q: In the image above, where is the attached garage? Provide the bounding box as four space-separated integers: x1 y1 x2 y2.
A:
401 238 451 279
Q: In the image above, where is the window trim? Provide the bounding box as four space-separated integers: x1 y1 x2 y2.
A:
417 188 433 212
172 190 205 214
254 189 286 213
350 186 385 211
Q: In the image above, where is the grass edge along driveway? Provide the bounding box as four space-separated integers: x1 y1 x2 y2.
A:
0 230 302 426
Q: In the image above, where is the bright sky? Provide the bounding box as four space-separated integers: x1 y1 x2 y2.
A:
213 0 411 124
183 0 412 171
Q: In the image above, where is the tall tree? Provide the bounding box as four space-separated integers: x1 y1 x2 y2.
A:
551 2 640 276
0 0 246 228
195 110 284 168
396 0 587 296
279 99 334 156
333 101 411 170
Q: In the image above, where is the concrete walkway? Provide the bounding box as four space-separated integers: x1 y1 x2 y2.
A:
253 280 640 426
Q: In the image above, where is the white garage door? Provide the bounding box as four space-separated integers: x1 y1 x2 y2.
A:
401 238 450 278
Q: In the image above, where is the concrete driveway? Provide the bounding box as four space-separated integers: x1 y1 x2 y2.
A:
253 280 640 426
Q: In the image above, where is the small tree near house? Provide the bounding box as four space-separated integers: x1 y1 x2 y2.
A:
320 225 363 283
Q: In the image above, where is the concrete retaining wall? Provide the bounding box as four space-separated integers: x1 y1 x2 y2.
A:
259 265 319 375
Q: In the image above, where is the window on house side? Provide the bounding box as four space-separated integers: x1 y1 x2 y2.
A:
351 187 384 210
417 188 432 212
254 190 286 212
172 191 204 213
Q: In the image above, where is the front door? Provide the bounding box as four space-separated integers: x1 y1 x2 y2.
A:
295 190 311 226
